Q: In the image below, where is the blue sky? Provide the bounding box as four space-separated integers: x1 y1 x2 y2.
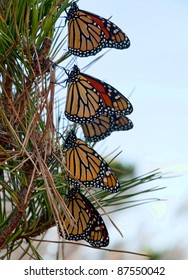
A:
54 0 188 259
74 0 188 178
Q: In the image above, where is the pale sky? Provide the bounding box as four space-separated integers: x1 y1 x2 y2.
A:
55 0 188 259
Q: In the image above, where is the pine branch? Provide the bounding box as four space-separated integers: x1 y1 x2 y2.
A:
0 166 37 249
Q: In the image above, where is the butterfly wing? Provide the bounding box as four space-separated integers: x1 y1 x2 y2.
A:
82 72 133 115
60 189 91 241
65 65 104 123
81 114 133 142
67 3 105 57
81 114 112 142
85 211 109 247
65 65 133 124
64 130 120 193
84 10 130 50
113 115 133 131
67 3 130 57
60 188 109 247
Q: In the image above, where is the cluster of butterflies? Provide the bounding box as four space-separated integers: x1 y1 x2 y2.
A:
59 2 133 248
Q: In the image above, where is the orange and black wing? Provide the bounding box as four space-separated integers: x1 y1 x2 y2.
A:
81 71 133 116
81 114 133 142
67 3 130 57
59 188 109 247
81 114 113 142
65 65 133 124
113 115 134 131
64 130 120 193
65 65 104 124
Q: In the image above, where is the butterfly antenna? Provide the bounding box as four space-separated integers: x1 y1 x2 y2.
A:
57 131 65 141
54 65 69 86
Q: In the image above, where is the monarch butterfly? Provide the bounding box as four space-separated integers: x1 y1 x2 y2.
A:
64 130 120 193
59 188 109 247
81 114 133 142
66 2 130 57
65 65 133 124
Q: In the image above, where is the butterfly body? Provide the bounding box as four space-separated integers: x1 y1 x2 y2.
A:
67 3 130 57
59 188 109 247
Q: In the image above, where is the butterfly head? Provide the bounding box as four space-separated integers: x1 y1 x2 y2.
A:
63 129 77 150
66 65 80 82
66 2 79 20
66 187 78 199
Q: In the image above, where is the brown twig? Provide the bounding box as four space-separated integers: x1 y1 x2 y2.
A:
0 165 38 249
